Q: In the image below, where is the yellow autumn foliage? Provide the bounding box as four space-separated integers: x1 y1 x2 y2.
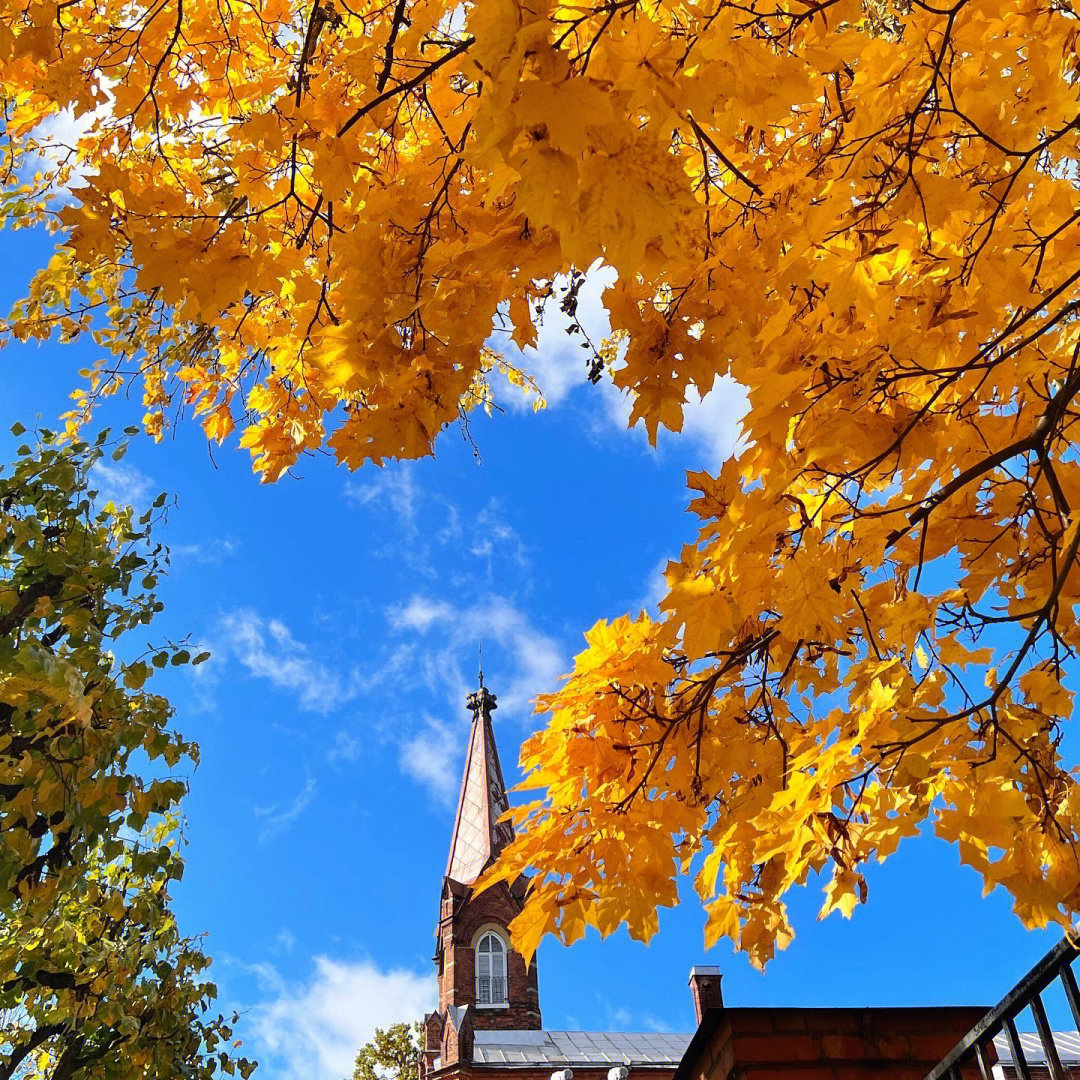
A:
3 0 1080 963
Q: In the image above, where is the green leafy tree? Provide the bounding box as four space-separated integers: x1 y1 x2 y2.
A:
352 1023 421 1080
0 428 254 1080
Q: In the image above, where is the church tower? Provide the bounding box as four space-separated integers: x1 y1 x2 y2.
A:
421 682 541 1078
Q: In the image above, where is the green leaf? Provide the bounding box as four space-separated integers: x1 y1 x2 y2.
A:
123 662 150 690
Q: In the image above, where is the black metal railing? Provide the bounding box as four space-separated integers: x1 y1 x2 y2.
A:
926 933 1080 1080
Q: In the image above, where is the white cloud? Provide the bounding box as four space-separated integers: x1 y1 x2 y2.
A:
170 537 239 564
20 99 109 201
343 466 476 582
494 267 617 412
253 773 317 842
600 371 748 471
594 993 676 1034
514 337 591 410
344 463 419 530
470 501 528 568
399 714 460 806
387 594 565 720
328 729 364 763
639 556 671 616
393 596 454 634
92 460 156 509
437 503 462 544
492 269 747 472
676 375 748 471
216 609 362 713
246 957 433 1080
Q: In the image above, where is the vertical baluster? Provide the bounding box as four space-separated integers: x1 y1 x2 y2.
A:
975 1042 994 1080
1005 1017 1032 1080
1030 993 1065 1080
1060 963 1080 1031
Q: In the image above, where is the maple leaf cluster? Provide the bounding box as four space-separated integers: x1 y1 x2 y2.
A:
4 0 1080 961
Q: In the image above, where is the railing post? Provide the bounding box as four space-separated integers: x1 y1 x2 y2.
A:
923 932 1080 1080
1004 1016 1032 1080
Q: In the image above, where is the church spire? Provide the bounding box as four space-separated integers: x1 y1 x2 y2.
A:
426 674 542 1050
445 676 514 885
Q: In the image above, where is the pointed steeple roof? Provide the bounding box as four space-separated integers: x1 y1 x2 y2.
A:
445 680 514 885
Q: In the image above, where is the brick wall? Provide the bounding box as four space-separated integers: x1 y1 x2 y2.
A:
437 878 541 1033
680 1006 991 1080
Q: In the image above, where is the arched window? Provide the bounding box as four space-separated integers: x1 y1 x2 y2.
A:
475 931 508 1006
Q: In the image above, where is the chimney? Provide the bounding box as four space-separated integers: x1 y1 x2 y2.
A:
688 966 723 1024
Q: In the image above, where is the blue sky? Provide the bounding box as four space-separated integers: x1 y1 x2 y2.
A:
2 222 1069 1080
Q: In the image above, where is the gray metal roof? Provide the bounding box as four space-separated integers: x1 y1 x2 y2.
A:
472 1030 693 1067
993 1030 1080 1064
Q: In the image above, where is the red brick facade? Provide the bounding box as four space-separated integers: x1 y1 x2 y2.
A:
422 873 545 1079
688 968 723 1024
434 876 542 1033
671 1006 991 1080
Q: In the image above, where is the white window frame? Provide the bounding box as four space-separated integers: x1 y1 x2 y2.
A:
473 928 509 1008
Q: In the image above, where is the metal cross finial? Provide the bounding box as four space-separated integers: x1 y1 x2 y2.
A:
467 651 497 718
